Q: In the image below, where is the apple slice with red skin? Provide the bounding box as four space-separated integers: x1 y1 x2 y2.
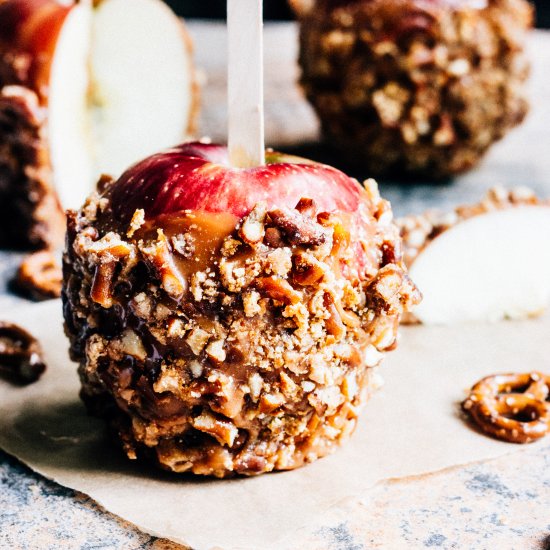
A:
0 0 72 98
405 205 550 324
109 142 364 221
0 0 197 214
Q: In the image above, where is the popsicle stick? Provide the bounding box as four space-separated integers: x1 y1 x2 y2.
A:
227 0 265 168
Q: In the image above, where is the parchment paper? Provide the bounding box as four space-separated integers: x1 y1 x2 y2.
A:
0 300 547 550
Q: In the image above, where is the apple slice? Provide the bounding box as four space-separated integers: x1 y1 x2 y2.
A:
398 188 550 324
0 0 197 247
88 0 196 185
47 0 94 211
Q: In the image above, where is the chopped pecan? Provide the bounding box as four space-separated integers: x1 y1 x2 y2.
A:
192 412 239 447
96 174 115 194
255 276 301 305
380 238 401 266
366 264 407 315
234 454 268 474
264 227 285 248
207 373 245 419
268 207 328 247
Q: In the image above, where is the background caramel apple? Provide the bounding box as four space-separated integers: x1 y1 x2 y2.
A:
292 0 533 179
0 0 198 249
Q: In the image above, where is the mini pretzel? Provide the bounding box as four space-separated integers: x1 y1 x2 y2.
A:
463 372 550 444
0 322 46 384
15 251 62 301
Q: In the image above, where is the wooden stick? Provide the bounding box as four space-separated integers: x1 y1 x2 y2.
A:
227 0 265 168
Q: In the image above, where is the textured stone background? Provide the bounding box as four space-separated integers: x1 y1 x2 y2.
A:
1 22 550 550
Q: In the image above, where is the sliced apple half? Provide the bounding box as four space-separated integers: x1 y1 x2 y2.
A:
401 196 550 325
1 0 197 214
47 0 94 210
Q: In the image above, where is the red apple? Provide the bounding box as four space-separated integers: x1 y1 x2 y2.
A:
0 0 198 210
108 142 365 221
105 142 382 283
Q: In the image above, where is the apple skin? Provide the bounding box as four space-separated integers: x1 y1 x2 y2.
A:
108 142 366 222
0 0 73 99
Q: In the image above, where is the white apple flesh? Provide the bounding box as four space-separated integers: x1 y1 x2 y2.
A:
408 206 550 324
48 1 93 210
1 0 197 210
89 0 195 180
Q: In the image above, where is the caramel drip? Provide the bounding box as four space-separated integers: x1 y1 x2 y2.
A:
135 210 239 277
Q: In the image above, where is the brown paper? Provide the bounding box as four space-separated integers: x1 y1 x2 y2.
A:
0 301 547 550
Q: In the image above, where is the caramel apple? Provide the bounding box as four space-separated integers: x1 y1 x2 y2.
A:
62 142 420 477
293 0 532 179
0 0 198 249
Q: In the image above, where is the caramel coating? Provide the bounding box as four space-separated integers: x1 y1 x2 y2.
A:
0 86 64 249
63 185 420 477
462 372 550 444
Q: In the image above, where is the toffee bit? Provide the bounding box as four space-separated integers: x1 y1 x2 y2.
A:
294 197 317 217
